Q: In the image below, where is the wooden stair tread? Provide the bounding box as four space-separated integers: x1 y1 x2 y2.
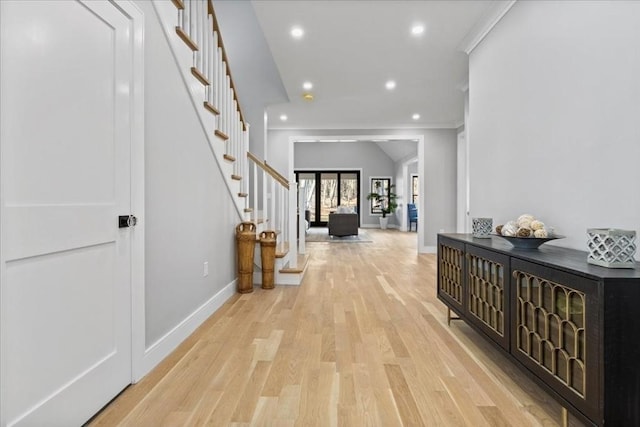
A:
215 129 229 140
238 192 248 197
244 208 253 213
175 27 198 51
223 154 236 162
279 254 310 274
191 67 209 86
204 102 219 116
231 174 242 181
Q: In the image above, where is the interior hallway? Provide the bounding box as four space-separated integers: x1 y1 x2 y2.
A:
89 229 582 426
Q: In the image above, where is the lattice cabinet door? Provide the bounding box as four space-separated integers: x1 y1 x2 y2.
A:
437 236 465 316
466 245 510 350
510 259 600 422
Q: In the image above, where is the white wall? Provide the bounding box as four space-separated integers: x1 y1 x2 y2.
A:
469 1 640 256
268 128 457 249
422 129 458 248
139 0 239 347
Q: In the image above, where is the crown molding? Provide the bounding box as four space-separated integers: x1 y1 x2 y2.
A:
457 0 517 55
268 122 460 131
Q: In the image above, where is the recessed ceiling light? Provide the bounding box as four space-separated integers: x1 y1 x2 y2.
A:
385 80 396 90
290 26 304 39
412 113 420 120
280 114 288 121
303 81 313 90
411 24 425 36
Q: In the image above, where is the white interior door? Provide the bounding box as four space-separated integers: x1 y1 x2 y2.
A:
1 1 134 425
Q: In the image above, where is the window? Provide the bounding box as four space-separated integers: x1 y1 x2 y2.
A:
412 175 419 204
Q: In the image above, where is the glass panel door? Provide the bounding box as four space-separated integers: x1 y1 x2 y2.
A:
319 173 338 223
298 173 316 223
340 173 358 210
295 170 361 227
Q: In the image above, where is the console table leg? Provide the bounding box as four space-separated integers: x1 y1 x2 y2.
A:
447 308 460 326
561 407 568 427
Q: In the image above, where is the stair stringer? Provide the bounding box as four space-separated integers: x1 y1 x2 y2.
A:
152 0 246 220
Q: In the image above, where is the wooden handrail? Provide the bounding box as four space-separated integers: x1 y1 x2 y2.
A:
263 161 288 187
207 0 247 131
247 152 289 189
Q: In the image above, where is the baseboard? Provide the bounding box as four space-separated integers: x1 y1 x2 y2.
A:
420 245 436 254
361 223 400 229
136 279 236 380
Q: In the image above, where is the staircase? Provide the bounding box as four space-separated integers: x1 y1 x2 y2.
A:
153 0 307 285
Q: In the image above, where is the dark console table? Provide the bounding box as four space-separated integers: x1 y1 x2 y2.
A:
437 233 640 427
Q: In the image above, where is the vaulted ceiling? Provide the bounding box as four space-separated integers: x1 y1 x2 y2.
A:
251 0 495 130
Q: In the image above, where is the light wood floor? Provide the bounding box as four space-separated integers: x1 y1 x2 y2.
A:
89 229 585 427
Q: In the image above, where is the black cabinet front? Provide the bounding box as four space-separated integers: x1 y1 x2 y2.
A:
437 237 465 315
466 245 510 351
510 258 600 422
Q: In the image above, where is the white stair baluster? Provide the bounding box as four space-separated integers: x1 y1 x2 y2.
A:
183 0 190 40
211 31 218 108
189 0 196 45
253 162 258 225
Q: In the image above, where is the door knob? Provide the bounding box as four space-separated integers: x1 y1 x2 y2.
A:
119 215 138 228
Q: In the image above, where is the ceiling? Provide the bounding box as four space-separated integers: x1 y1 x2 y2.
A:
251 0 496 131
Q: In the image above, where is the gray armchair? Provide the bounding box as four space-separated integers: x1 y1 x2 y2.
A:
328 213 359 237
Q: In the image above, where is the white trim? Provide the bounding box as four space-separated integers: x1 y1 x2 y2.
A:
273 123 459 131
361 223 400 230
0 1 5 421
111 0 146 386
421 245 436 254
417 134 426 253
457 1 516 54
137 279 236 379
275 272 304 286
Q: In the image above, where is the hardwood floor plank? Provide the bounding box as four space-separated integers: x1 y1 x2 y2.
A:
231 360 272 422
88 229 580 427
384 363 425 425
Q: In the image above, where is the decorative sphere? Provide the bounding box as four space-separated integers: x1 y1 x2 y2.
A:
517 227 532 237
517 214 535 227
502 223 518 236
530 220 545 231
534 229 548 238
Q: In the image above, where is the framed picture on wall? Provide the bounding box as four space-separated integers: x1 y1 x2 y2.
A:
369 177 391 215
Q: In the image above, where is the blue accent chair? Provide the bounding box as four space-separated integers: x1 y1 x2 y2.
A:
408 203 418 231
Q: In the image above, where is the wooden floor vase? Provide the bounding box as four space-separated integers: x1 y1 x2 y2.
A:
235 221 256 293
259 230 277 289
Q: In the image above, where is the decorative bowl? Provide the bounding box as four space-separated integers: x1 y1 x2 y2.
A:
494 234 564 249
